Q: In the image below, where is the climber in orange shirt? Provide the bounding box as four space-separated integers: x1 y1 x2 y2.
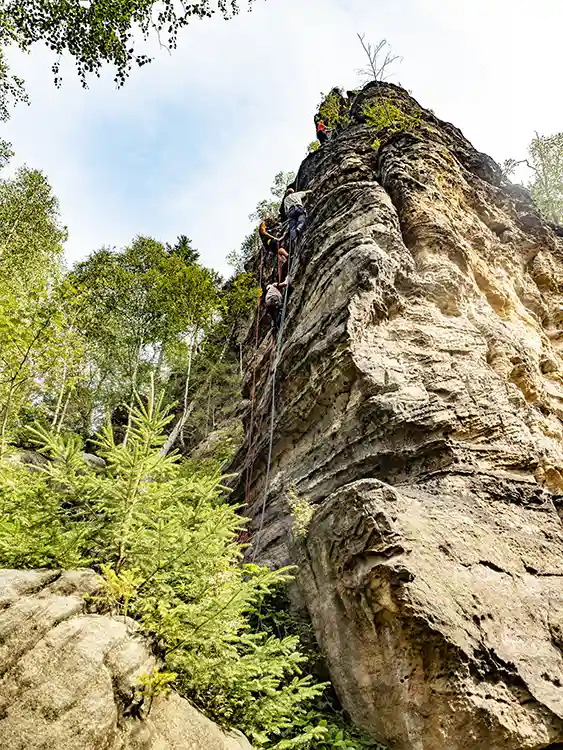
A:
259 221 289 279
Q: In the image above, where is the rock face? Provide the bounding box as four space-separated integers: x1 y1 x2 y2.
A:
0 568 252 750
234 83 563 748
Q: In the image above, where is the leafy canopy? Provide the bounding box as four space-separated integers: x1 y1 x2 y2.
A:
504 132 563 224
70 235 219 425
0 164 70 453
2 0 254 88
317 89 352 131
528 133 563 224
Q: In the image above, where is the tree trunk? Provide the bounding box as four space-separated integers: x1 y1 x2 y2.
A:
56 391 72 434
161 328 197 456
0 317 52 456
123 338 143 446
0 382 15 458
51 361 68 429
161 324 235 457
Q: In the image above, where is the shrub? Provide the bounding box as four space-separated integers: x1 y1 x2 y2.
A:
287 488 314 539
251 591 386 750
318 89 352 130
363 100 421 150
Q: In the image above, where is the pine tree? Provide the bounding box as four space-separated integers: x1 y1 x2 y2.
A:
0 386 359 748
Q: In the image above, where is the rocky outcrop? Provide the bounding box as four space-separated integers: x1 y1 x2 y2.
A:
0 568 252 750
234 83 563 748
190 417 244 462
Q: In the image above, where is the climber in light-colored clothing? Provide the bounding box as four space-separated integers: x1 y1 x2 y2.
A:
264 279 290 334
283 188 311 243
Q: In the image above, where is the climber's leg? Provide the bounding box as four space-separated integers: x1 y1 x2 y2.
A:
288 206 298 243
278 260 288 283
288 205 307 242
277 249 289 282
296 207 307 237
269 303 282 333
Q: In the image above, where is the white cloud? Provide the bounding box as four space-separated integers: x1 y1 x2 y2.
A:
4 0 563 276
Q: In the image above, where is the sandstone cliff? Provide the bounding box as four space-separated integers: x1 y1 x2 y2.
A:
234 82 563 749
0 569 252 750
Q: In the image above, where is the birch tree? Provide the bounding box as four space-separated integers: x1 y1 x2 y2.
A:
72 236 220 442
529 133 563 224
0 166 68 451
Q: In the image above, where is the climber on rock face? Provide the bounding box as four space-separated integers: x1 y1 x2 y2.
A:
316 119 329 145
283 188 311 244
258 221 289 273
264 279 290 334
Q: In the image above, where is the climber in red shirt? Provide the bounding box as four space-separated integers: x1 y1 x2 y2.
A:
316 119 329 146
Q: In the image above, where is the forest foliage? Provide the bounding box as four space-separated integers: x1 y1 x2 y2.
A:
0 143 378 748
0 163 254 455
504 132 563 225
0 0 254 114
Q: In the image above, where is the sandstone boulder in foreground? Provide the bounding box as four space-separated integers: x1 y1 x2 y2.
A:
0 568 252 750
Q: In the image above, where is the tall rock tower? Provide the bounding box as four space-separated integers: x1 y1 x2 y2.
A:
233 82 563 750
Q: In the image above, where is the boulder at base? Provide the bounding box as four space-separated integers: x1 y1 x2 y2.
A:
0 568 252 750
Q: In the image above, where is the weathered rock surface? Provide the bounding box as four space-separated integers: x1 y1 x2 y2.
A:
0 568 252 750
190 417 244 462
233 82 563 748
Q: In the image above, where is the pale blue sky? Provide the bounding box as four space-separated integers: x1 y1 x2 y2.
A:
4 0 563 276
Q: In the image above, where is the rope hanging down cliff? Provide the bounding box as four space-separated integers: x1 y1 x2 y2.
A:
250 233 298 563
243 253 265 508
243 219 290 509
244 185 311 561
243 239 291 514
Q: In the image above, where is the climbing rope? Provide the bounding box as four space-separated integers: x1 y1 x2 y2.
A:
244 222 291 507
250 229 298 563
243 251 265 506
